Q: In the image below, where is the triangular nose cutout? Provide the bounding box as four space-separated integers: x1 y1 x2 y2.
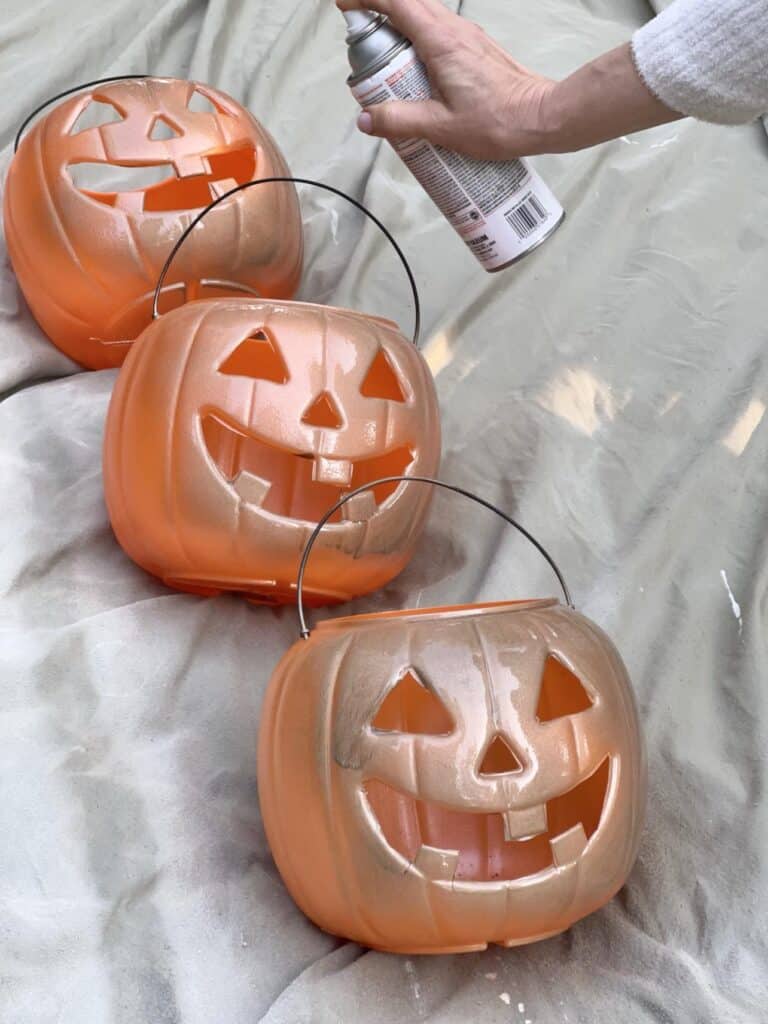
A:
302 391 344 430
479 734 523 776
149 116 181 140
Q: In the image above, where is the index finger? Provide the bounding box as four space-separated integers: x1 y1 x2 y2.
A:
336 0 456 49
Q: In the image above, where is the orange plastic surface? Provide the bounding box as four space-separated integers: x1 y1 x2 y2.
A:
4 77 303 368
258 600 646 953
102 298 441 604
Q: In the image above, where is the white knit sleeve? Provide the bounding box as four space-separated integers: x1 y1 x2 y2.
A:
632 0 768 124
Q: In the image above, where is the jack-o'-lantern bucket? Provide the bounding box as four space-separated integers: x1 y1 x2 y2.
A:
103 179 441 606
258 478 646 954
5 75 303 368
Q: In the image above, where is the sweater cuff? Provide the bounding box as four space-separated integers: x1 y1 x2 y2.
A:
632 0 768 125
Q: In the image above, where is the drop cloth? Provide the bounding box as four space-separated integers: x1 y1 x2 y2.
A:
1 1 767 1022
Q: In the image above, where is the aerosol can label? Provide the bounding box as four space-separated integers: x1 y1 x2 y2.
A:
350 45 564 271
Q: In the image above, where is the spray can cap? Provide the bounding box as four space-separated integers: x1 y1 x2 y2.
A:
343 10 385 40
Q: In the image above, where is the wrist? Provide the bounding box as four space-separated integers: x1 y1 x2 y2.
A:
540 43 683 154
537 78 574 154
500 77 562 158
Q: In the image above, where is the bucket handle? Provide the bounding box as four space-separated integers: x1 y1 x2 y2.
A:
296 476 574 639
14 85 422 345
151 176 422 347
14 75 150 153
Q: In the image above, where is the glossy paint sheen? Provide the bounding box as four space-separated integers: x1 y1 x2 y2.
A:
258 600 646 953
4 77 303 368
103 298 441 604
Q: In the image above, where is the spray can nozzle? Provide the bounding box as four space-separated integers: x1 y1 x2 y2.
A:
342 10 385 41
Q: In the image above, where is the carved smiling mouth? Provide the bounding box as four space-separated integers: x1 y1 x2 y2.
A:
67 144 256 212
202 411 415 523
364 758 610 884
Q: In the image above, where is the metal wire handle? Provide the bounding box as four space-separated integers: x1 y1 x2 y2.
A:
296 476 574 639
151 176 421 347
14 75 151 153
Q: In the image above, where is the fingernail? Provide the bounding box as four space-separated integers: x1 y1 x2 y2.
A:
357 111 373 134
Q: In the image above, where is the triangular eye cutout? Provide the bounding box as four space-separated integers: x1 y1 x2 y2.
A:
360 348 407 403
149 115 182 140
301 391 344 430
372 669 453 736
187 88 218 115
218 330 289 383
479 734 523 776
69 98 123 135
536 655 593 723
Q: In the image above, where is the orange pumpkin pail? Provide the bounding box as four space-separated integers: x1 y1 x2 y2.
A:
5 75 303 368
258 479 646 954
102 179 441 605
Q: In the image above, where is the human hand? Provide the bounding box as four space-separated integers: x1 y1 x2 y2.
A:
337 0 557 159
337 0 683 158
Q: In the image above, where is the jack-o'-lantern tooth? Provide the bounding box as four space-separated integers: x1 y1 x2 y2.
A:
502 806 547 842
550 823 588 867
414 845 459 880
341 491 378 522
114 191 147 213
313 457 353 486
209 177 239 199
232 469 271 506
174 153 208 177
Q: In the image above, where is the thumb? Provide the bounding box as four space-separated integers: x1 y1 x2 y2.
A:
358 99 447 143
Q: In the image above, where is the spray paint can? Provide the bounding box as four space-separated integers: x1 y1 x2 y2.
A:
343 10 564 272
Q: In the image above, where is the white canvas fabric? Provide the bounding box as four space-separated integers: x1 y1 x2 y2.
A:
1 1 766 1022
